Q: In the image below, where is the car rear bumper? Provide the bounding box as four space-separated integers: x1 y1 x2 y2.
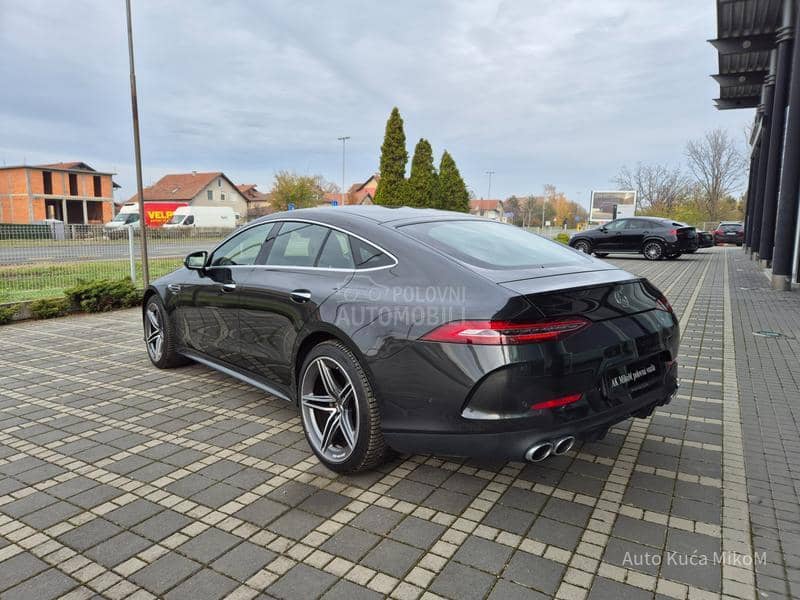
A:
383 360 678 460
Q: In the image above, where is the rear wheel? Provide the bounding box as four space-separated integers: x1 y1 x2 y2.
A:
299 341 387 473
643 240 665 261
144 295 189 368
573 239 592 254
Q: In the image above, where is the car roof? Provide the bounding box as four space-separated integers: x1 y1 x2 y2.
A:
252 205 485 227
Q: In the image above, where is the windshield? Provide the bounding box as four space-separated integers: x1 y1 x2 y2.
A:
720 223 742 231
167 214 185 225
401 220 587 269
112 213 138 223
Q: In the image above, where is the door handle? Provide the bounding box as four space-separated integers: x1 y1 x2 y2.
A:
220 283 237 292
290 289 312 303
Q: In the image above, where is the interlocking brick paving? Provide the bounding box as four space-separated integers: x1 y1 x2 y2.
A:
0 247 792 599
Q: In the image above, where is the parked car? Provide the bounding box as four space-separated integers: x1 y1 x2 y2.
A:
692 230 714 251
142 207 679 472
569 217 699 260
163 206 239 229
713 222 744 246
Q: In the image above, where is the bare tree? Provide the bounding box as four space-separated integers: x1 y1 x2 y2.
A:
685 128 746 220
614 163 689 214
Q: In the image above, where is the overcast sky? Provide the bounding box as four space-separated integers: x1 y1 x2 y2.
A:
1 0 752 208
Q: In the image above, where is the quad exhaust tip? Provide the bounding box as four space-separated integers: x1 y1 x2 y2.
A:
526 436 575 462
552 436 575 456
525 442 552 462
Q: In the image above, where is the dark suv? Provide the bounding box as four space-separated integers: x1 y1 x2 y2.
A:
713 222 744 246
569 217 699 260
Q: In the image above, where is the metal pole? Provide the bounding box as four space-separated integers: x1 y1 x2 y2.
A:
759 2 794 266
485 170 494 200
337 136 350 206
772 1 800 289
126 0 149 286
127 225 136 283
751 67 776 260
542 197 546 232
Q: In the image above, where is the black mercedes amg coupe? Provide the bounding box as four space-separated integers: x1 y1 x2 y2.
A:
142 207 679 472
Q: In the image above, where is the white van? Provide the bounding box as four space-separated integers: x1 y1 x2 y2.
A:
104 204 141 233
163 206 238 229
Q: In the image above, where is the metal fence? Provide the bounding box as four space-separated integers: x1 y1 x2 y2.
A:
0 224 230 303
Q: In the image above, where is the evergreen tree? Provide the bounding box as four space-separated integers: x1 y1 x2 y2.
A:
407 138 437 207
374 107 408 206
437 150 470 212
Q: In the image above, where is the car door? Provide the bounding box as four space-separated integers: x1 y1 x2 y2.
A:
236 221 356 396
621 218 648 251
174 222 273 365
594 219 626 251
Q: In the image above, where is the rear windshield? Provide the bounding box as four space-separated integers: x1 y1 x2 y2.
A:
400 220 586 270
720 223 742 231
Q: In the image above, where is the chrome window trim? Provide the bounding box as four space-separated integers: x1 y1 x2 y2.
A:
206 218 398 273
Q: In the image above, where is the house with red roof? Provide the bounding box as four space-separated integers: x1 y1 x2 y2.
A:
0 161 119 224
237 184 272 218
126 171 249 222
469 199 506 222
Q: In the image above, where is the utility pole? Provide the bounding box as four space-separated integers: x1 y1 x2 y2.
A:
126 0 149 285
485 170 495 200
541 196 546 232
337 136 350 206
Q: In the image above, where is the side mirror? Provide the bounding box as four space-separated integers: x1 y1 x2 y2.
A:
184 250 208 270
599 226 607 233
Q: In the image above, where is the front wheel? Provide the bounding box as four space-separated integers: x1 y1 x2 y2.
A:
143 295 189 368
643 240 665 261
573 239 592 254
299 340 387 473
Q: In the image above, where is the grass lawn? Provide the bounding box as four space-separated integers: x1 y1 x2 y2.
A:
0 257 182 303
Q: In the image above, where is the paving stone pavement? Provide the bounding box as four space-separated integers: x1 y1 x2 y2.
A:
0 247 794 600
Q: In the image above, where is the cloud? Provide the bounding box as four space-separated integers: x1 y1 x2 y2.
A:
0 0 751 202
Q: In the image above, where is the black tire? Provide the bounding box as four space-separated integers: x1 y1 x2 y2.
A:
573 239 592 254
666 252 682 260
642 240 665 261
143 295 190 369
594 252 609 258
299 340 387 473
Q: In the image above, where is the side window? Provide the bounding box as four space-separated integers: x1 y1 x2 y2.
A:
624 219 643 229
606 220 626 231
265 222 329 267
184 215 194 226
350 236 394 269
210 224 271 267
317 230 354 268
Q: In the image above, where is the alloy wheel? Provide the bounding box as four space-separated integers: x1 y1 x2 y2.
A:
644 242 663 260
145 304 164 362
300 356 359 463
575 240 590 253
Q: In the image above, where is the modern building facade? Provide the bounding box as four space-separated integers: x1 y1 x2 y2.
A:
0 162 117 225
127 172 248 222
712 0 800 289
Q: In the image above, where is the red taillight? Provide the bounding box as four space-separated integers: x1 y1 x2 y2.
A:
530 393 582 410
669 228 678 236
420 318 589 345
656 295 674 313
714 229 723 235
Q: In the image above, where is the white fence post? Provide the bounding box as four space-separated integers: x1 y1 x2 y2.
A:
127 227 136 284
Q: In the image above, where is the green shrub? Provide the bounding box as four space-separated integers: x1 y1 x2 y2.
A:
554 232 570 244
0 304 18 325
65 278 141 313
29 298 69 319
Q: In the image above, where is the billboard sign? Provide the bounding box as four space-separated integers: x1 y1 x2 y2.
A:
143 202 189 227
590 191 636 223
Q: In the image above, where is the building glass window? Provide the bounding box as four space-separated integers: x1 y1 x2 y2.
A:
207 190 213 201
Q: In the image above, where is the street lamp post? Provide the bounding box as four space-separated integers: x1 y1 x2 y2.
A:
485 170 495 200
337 136 350 206
126 0 149 286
